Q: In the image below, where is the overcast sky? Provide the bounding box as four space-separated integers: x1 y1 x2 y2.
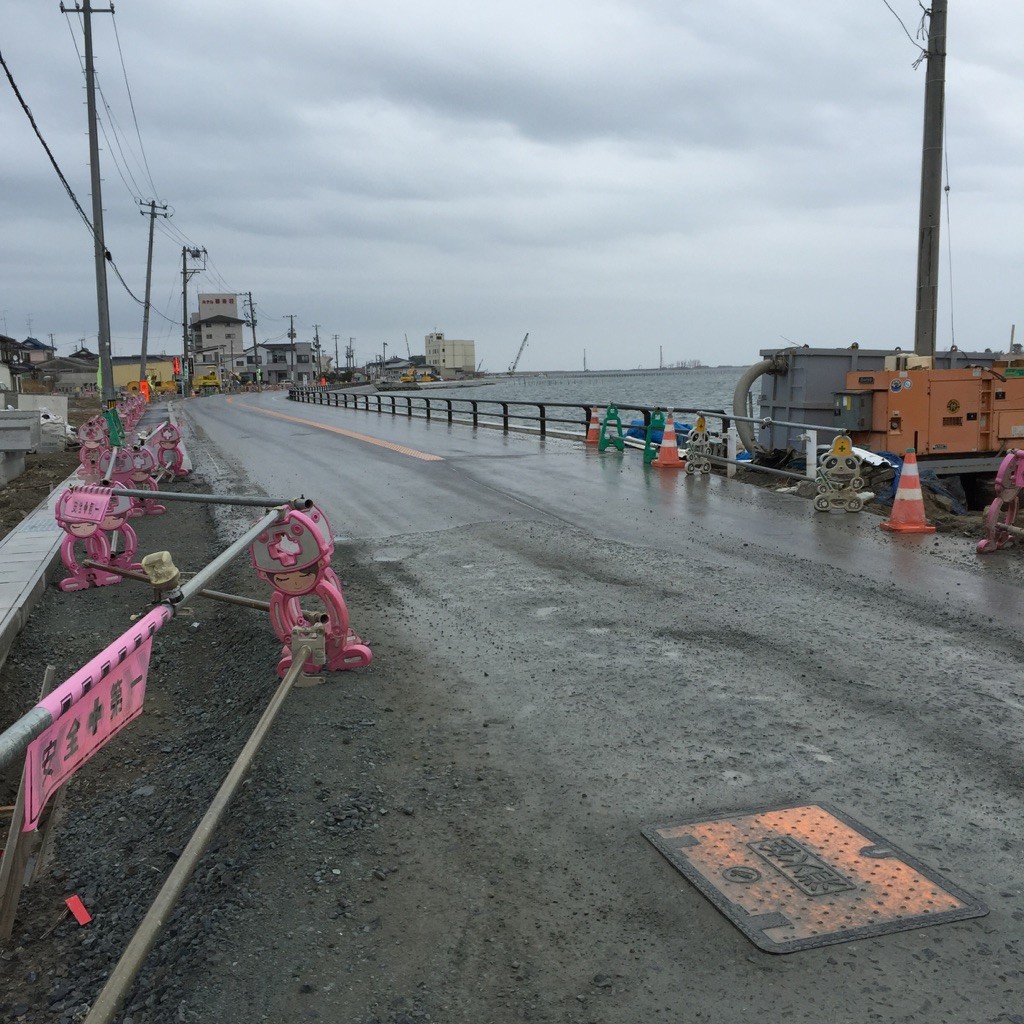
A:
2 1 1022 372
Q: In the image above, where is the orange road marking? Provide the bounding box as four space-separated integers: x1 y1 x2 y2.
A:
226 397 443 462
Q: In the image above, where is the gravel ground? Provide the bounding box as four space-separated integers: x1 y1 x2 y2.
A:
0 411 1016 1024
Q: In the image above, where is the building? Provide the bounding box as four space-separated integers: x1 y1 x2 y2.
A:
260 341 318 385
16 337 57 365
425 332 476 376
190 293 248 377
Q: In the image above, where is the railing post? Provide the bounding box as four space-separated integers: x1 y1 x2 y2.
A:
803 430 818 480
406 397 412 418
727 424 739 479
425 398 431 421
445 399 453 423
501 403 509 433
390 396 396 414
539 403 547 437
471 401 479 427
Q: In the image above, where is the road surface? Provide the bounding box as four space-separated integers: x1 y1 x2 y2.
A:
175 390 1023 1024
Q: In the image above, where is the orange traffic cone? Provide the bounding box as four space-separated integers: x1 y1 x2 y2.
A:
880 448 935 533
652 412 685 469
585 408 601 445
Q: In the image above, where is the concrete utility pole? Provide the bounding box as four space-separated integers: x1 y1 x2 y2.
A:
138 199 169 385
347 338 355 372
913 0 948 358
62 0 115 403
313 323 321 377
286 315 297 382
245 292 259 387
333 334 340 373
181 246 206 396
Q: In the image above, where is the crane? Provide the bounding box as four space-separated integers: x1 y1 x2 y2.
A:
404 333 412 359
508 333 529 374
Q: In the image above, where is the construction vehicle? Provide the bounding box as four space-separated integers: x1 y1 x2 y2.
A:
192 371 222 394
508 333 529 374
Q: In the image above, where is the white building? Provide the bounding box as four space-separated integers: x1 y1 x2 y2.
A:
425 332 476 376
190 293 247 377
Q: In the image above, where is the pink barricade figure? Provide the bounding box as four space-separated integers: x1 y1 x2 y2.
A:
55 486 121 592
99 448 144 518
101 483 143 572
156 423 189 478
76 418 107 484
977 450 1024 553
128 446 166 514
250 505 372 678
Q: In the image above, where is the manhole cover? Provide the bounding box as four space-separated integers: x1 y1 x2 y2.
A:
642 803 987 953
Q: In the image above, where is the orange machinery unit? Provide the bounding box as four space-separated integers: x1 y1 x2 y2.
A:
834 364 1024 456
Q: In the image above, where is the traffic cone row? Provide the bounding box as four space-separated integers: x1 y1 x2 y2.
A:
880 448 935 534
652 411 685 469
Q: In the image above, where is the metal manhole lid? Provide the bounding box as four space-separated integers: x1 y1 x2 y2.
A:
642 803 988 954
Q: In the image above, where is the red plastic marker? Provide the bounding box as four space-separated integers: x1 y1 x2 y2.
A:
65 895 92 926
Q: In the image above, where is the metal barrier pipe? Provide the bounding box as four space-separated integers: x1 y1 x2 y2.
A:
79 487 305 509
174 508 283 604
82 561 275 613
82 644 314 1024
707 454 808 482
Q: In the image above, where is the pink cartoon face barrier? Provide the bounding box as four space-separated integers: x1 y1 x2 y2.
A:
250 504 372 677
154 422 190 478
54 486 121 592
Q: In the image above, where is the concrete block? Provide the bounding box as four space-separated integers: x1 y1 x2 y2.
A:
0 410 41 452
0 450 27 485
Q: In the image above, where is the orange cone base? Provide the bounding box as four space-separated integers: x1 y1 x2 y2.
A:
880 520 936 534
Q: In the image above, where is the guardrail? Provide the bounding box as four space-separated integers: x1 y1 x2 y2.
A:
286 387 852 484
288 385 733 440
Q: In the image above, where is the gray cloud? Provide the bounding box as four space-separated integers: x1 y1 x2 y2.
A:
1 0 1022 370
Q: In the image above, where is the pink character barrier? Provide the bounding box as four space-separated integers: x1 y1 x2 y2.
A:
128 445 166 514
977 450 1024 553
54 487 121 592
102 484 143 572
155 422 190 478
76 417 107 484
250 504 372 677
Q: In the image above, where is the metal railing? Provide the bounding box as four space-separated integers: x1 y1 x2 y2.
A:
287 387 852 483
288 386 732 440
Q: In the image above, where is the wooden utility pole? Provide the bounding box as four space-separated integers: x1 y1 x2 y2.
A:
138 200 169 385
62 0 115 402
913 0 948 358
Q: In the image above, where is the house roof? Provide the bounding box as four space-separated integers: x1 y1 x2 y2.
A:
18 337 51 350
191 314 247 327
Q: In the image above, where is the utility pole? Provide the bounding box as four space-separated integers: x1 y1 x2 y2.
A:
244 291 260 388
313 323 322 377
382 341 388 380
286 315 297 382
62 0 115 403
347 338 355 372
181 246 206 396
333 334 340 374
913 0 947 358
138 199 169 386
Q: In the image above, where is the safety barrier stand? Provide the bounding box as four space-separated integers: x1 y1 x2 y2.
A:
598 404 626 453
813 435 865 513
977 449 1024 553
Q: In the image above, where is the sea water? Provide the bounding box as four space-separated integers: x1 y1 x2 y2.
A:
385 366 752 416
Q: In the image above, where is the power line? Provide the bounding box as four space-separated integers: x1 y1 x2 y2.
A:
111 9 158 198
881 0 928 67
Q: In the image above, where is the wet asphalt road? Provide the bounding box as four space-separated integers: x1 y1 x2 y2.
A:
182 391 1024 1022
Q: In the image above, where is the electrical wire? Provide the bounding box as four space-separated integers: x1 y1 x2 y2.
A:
881 0 928 66
111 10 158 199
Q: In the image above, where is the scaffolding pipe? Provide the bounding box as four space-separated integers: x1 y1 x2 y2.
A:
83 644 313 1024
77 486 310 509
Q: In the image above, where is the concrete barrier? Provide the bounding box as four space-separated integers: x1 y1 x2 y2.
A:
0 410 42 485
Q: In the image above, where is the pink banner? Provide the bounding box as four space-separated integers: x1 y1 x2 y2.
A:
36 605 170 721
23 636 154 831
